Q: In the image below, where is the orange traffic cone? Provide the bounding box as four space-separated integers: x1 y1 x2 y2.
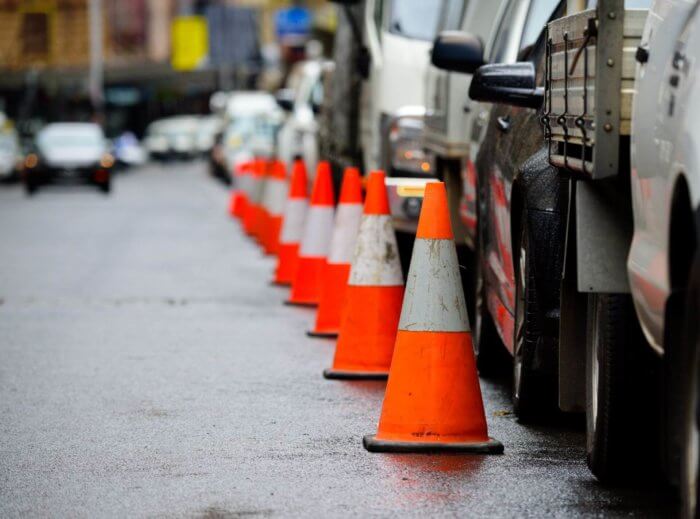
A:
286 161 335 306
323 171 404 379
307 167 363 338
243 158 266 237
273 159 308 286
229 161 251 219
260 160 288 255
363 181 503 454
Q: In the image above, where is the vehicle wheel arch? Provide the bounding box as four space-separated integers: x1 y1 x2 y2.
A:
668 174 697 293
510 147 566 300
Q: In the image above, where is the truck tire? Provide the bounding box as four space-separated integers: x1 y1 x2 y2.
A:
585 293 650 482
681 254 700 518
513 210 557 420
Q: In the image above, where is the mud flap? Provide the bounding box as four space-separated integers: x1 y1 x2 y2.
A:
559 179 587 412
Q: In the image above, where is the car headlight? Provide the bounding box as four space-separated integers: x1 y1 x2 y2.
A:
24 153 39 169
387 116 433 175
100 153 115 168
226 134 243 150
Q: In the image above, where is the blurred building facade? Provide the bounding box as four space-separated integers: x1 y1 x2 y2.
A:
0 0 335 137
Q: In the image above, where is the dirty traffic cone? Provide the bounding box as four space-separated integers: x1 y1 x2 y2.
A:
273 159 308 286
307 167 363 338
363 181 503 454
323 171 404 379
286 161 335 306
242 158 266 237
260 160 288 256
229 161 251 220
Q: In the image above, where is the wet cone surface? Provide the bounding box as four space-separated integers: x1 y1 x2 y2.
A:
273 160 308 286
260 160 288 256
363 182 503 454
308 167 363 338
286 161 335 306
229 161 251 219
324 171 404 379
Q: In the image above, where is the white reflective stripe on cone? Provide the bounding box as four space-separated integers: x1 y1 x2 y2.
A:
250 177 263 204
299 206 334 257
348 214 403 287
398 238 470 332
238 174 253 198
327 203 363 265
264 179 288 217
279 199 308 244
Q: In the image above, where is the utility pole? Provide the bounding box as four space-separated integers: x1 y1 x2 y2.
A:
88 0 104 118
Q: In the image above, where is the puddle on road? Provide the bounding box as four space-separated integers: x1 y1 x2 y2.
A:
372 454 487 505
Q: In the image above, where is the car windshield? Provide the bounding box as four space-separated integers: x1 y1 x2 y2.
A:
229 116 277 140
387 0 445 41
38 127 103 149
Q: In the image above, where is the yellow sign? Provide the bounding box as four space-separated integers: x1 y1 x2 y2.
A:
171 16 208 71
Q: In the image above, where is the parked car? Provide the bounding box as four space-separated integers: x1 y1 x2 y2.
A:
0 119 21 181
144 116 201 160
435 0 563 416
217 91 282 182
23 122 113 194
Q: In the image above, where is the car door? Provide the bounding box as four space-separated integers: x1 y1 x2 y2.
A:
475 0 561 351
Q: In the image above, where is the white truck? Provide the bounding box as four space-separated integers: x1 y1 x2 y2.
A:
330 0 464 235
540 0 700 511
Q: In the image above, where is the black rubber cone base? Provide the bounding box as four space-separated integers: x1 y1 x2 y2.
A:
269 280 290 287
323 368 388 380
306 330 338 339
363 434 503 454
284 300 317 308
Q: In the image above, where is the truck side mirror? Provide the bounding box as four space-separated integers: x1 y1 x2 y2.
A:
468 62 543 109
275 89 295 112
431 31 484 74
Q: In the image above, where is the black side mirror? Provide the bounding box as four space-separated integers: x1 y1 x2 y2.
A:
431 31 484 74
275 89 295 112
468 62 543 109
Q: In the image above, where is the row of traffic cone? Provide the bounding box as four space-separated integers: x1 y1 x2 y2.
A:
228 158 502 454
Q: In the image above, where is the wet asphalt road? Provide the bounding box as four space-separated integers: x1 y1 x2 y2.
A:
0 161 675 517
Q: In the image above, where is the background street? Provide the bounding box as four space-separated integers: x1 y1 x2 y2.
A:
0 163 673 517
